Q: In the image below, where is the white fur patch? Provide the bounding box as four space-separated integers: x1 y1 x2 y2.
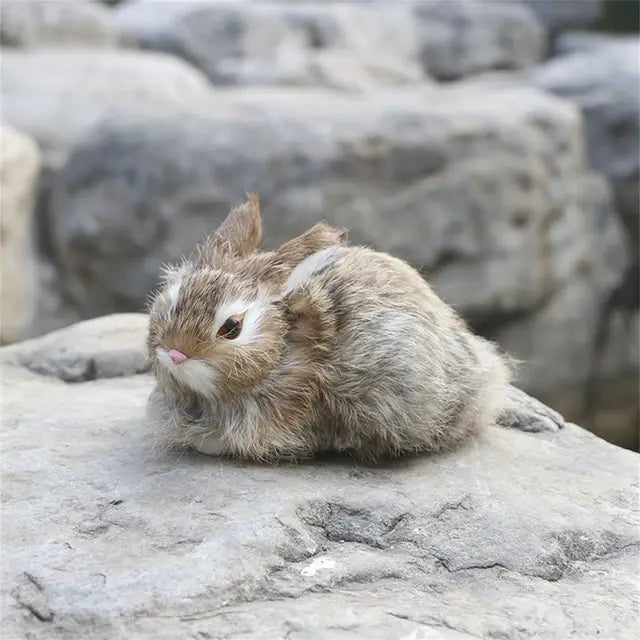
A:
213 299 249 334
212 298 265 347
156 347 215 397
165 281 181 318
193 434 227 456
231 398 261 452
283 247 339 295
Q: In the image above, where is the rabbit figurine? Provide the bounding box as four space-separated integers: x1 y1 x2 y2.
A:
146 195 564 461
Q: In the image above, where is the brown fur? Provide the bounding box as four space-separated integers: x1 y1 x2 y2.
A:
275 223 347 268
197 193 262 263
146 196 563 462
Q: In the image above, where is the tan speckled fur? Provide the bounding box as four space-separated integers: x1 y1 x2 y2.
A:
146 195 512 462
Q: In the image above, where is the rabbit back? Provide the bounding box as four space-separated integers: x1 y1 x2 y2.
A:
282 246 512 459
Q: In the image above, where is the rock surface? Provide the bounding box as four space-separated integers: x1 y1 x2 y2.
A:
0 0 117 48
0 125 41 344
1 314 638 639
115 0 545 85
0 48 216 332
0 313 150 381
530 36 640 249
492 237 638 449
48 84 595 322
414 0 545 80
115 0 425 88
0 49 213 173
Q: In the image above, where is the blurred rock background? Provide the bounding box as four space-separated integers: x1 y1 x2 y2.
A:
1 0 638 450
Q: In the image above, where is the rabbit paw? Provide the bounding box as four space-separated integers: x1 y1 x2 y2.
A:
497 385 565 433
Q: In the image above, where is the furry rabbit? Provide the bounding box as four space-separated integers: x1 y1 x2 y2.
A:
146 195 564 462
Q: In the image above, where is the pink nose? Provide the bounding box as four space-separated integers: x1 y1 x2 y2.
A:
168 348 188 365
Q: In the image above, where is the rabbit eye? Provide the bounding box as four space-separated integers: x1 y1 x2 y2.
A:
217 316 243 340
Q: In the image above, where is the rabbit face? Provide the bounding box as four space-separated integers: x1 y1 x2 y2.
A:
147 267 286 397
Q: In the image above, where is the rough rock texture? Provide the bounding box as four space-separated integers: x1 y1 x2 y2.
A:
48 84 599 320
414 0 546 80
530 37 640 250
0 125 41 345
0 0 117 48
115 0 546 86
0 48 215 330
0 313 150 381
28 262 84 344
491 233 639 450
0 49 213 173
1 315 639 639
115 0 425 88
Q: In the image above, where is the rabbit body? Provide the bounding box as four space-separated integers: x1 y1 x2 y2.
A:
146 196 514 462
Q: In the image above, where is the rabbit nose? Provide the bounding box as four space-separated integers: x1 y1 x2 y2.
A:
168 348 188 365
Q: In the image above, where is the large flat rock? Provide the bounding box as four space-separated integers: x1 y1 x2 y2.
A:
1 313 150 381
1 315 638 638
47 84 599 321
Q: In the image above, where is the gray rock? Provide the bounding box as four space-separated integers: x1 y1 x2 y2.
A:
47 85 602 323
553 30 630 56
116 0 548 86
0 47 216 335
300 48 425 92
0 125 41 344
1 0 117 48
497 269 639 450
116 1 311 86
488 176 638 448
115 1 424 88
294 2 425 87
0 49 214 173
1 313 150 381
29 261 84 341
519 0 603 34
1 314 638 639
530 37 640 248
414 0 546 80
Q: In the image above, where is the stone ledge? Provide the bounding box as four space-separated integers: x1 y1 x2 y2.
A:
1 313 150 382
1 314 637 639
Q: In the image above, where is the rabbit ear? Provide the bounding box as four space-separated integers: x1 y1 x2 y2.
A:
198 194 262 264
275 222 347 269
